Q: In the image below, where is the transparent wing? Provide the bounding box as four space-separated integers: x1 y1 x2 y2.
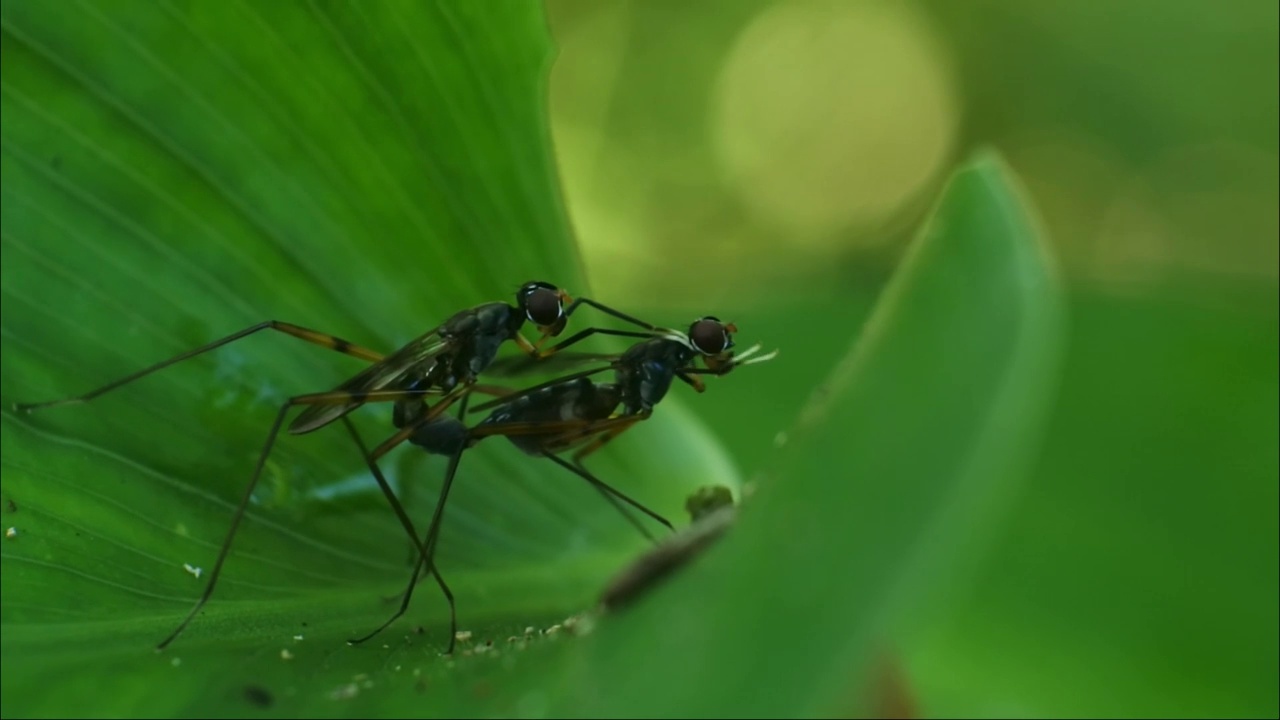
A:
467 364 617 415
483 349 620 378
288 329 451 433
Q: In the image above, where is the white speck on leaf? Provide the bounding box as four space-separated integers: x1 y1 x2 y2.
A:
328 683 359 701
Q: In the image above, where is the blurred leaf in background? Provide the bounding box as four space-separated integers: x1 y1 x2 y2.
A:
548 0 1279 717
524 149 1067 718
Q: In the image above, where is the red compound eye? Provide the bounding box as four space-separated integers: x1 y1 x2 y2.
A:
688 317 732 354
520 282 563 326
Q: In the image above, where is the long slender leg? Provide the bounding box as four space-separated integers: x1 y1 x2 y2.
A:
559 416 673 536
676 372 708 393
469 383 517 399
349 437 468 651
531 327 657 357
397 393 478 566
154 385 444 651
529 294 667 352
540 452 671 539
562 297 661 332
339 417 457 653
463 411 643 443
369 388 471 462
356 412 657 647
570 414 647 466
14 321 384 413
463 413 673 538
394 389 477 577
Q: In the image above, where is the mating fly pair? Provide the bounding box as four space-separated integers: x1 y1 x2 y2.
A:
357 316 779 648
13 281 775 653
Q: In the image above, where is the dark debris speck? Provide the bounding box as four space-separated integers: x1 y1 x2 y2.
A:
243 685 273 708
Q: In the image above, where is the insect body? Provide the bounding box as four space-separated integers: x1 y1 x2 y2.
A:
12 281 662 651
292 281 570 437
351 318 778 647
463 316 779 461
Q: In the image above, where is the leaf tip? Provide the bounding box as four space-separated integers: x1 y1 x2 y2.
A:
962 144 1013 177
955 145 1066 308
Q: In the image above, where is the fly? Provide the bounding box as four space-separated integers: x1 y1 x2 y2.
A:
347 317 778 649
13 281 668 651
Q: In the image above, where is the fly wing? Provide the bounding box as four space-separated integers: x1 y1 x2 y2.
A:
484 349 619 378
467 364 616 415
288 329 451 434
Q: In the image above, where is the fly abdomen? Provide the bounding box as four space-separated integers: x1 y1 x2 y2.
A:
484 378 586 426
475 378 622 457
408 415 469 457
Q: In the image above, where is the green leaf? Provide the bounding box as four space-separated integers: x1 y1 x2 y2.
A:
515 149 1066 718
1 0 1066 715
903 288 1280 718
0 2 741 717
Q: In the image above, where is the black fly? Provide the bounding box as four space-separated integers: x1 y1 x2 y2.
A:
347 318 778 648
12 281 667 651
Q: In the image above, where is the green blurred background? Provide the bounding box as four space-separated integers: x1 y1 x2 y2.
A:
544 0 1277 716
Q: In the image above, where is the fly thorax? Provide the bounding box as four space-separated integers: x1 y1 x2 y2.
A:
467 322 510 377
468 343 503 378
638 359 676 408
